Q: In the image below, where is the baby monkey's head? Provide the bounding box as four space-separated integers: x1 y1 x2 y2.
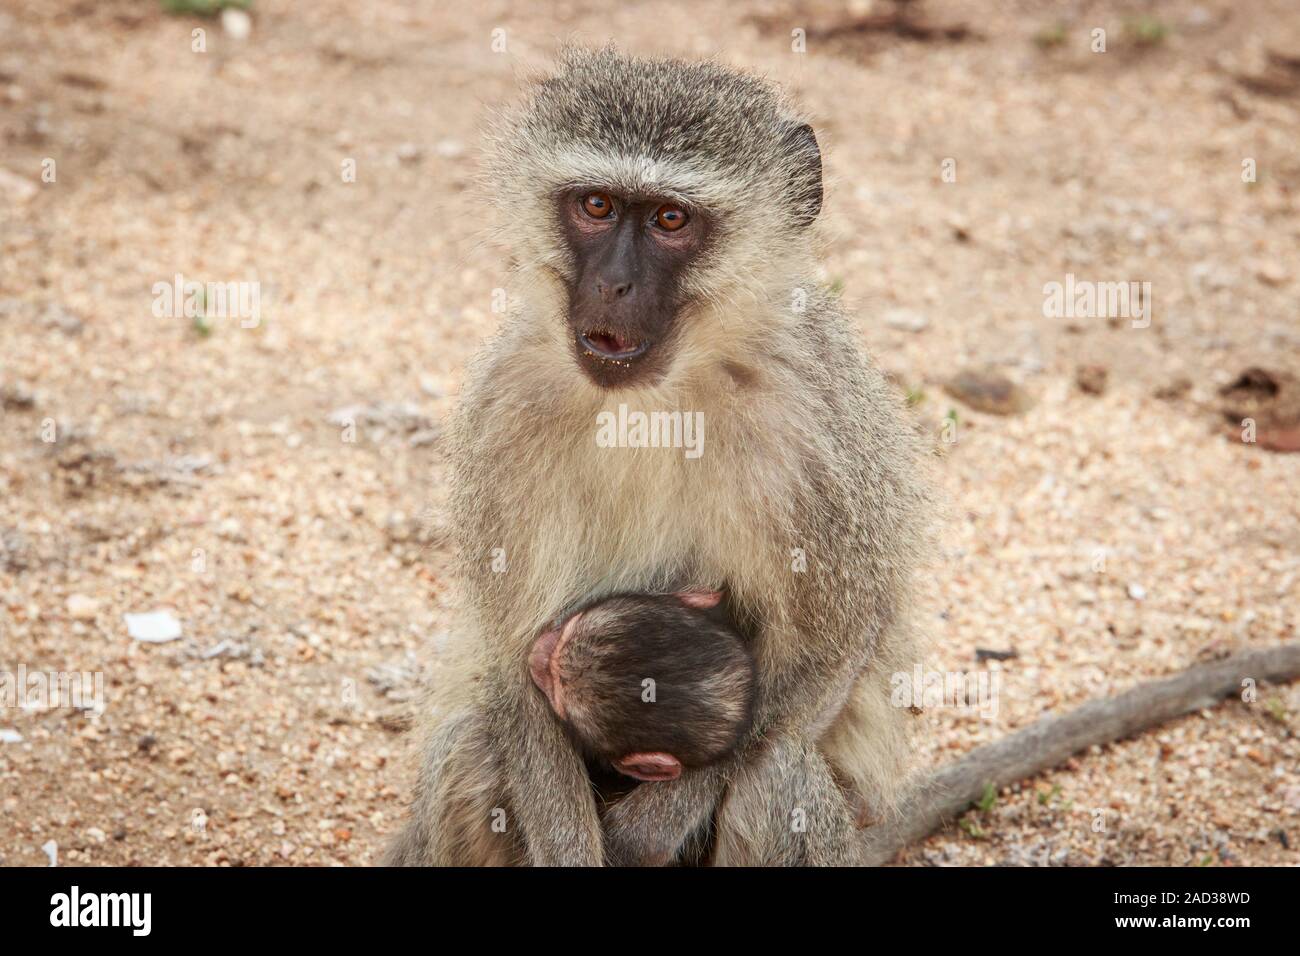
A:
529 591 755 782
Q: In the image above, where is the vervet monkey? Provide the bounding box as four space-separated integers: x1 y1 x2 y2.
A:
385 47 931 867
530 590 755 784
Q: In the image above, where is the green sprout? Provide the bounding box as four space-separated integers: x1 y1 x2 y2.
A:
958 817 986 840
1264 697 1290 725
1125 16 1169 47
191 287 212 338
162 0 252 16
1034 24 1068 50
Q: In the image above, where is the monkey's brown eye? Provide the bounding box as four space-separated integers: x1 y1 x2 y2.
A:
581 193 614 219
655 204 689 231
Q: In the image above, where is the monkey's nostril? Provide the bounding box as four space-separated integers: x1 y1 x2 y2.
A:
597 280 633 303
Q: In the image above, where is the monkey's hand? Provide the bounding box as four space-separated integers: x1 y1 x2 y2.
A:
600 765 727 866
601 730 860 866
488 666 606 866
601 625 870 865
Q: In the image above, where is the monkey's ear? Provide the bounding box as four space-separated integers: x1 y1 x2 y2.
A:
781 121 823 227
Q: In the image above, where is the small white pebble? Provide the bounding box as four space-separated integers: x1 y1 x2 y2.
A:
124 611 183 643
883 308 929 332
221 8 252 41
66 593 99 620
434 139 465 159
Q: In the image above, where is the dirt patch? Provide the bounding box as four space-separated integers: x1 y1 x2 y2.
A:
2 0 1298 866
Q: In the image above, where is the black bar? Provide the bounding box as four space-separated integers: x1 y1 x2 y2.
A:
0 866 1289 941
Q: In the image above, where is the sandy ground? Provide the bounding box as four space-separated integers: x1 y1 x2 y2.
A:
1 0 1298 866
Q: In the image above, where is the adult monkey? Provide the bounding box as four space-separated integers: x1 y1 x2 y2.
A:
385 47 931 866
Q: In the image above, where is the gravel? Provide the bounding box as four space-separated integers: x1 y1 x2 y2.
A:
1 0 1296 867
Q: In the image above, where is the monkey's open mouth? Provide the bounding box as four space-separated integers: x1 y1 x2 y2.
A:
578 329 650 361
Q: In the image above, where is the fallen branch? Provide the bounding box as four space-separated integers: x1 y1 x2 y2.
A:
860 642 1300 864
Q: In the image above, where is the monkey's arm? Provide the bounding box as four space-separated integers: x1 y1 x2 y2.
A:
486 665 607 866
600 750 857 867
599 764 726 866
601 649 867 866
388 654 604 865
440 420 605 864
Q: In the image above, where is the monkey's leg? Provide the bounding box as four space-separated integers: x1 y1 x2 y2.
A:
383 707 530 866
708 614 901 866
485 665 606 866
819 658 916 828
711 735 860 866
710 667 874 865
383 714 463 865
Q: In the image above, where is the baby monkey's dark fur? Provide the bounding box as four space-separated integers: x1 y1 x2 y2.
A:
532 593 756 784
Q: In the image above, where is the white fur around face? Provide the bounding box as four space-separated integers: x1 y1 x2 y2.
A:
474 290 804 651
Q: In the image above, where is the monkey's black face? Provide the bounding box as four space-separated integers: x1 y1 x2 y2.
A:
558 188 710 389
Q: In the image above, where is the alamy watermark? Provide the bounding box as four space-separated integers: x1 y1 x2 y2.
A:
152 273 261 328
50 886 151 936
890 665 1002 719
595 404 705 459
1 665 105 718
1043 273 1151 328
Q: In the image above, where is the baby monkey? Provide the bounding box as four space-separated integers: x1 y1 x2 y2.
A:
529 591 755 784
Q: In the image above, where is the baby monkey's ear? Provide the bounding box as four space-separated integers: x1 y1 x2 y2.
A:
529 618 577 719
676 589 723 609
613 751 683 782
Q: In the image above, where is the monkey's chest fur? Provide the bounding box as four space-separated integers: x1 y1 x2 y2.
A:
457 373 806 649
536 401 788 613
